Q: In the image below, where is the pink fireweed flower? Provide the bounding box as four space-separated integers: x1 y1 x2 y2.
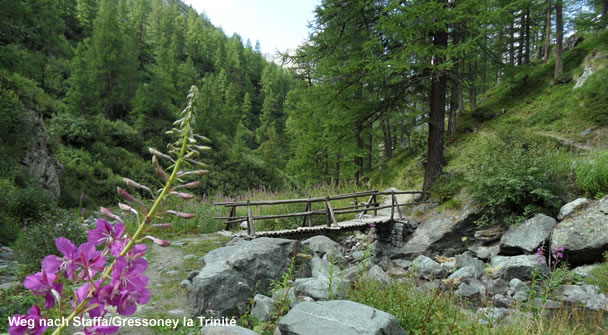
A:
74 282 106 318
126 244 147 261
88 219 126 256
42 237 79 279
106 257 150 315
76 242 106 280
552 246 565 263
24 271 62 309
8 305 48 335
82 325 120 335
535 247 545 265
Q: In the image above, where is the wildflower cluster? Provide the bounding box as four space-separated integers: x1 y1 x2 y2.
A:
9 86 209 335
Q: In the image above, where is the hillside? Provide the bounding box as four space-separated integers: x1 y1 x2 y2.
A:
370 29 608 225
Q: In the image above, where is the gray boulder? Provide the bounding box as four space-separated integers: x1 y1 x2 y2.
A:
391 208 481 257
499 214 556 255
455 252 485 274
557 198 588 221
251 294 275 322
531 298 561 309
311 256 332 279
278 300 407 335
387 266 408 278
456 282 480 298
485 278 508 296
412 255 445 279
363 264 391 285
295 278 330 301
469 242 500 261
551 195 608 266
202 325 259 335
564 34 584 51
490 255 547 281
449 266 483 280
186 238 311 318
571 264 599 279
557 284 608 311
508 278 529 295
21 110 63 200
303 235 343 260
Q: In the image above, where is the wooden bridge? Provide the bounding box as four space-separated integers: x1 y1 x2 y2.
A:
214 189 428 238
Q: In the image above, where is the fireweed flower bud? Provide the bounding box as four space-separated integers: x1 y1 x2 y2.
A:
156 168 168 181
118 203 138 216
185 180 201 188
166 210 195 219
117 187 135 203
144 236 171 247
170 191 194 199
100 207 120 221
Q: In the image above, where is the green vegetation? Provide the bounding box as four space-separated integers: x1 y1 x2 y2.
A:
465 130 569 226
575 152 608 198
588 252 608 293
349 277 608 335
12 209 87 278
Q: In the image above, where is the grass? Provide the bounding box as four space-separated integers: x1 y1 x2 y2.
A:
588 252 608 293
348 276 608 335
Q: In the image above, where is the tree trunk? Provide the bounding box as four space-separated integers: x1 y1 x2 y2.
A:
423 22 447 192
510 19 515 67
382 112 393 159
354 121 363 186
525 5 531 64
367 124 372 171
601 0 608 29
518 10 525 66
554 0 563 80
544 0 552 63
334 152 340 186
448 82 457 137
469 57 477 110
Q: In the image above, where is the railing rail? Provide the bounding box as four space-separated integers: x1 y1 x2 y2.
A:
213 189 428 236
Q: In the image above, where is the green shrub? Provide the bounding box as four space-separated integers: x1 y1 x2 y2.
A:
588 251 608 293
48 113 92 146
56 145 119 208
0 176 54 245
430 172 466 202
574 152 608 198
466 130 569 226
0 287 39 333
13 209 87 277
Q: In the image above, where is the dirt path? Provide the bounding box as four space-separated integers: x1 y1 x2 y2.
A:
116 233 231 335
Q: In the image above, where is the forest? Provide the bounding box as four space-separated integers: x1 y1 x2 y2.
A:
0 0 607 239
2 0 608 334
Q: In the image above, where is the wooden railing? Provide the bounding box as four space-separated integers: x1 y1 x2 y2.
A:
214 189 428 236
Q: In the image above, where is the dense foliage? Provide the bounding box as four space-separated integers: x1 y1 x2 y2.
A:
0 0 299 244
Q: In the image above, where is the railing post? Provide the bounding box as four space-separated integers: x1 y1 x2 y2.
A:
373 194 378 216
362 195 374 215
392 191 403 220
247 200 256 236
390 189 395 221
307 198 312 227
227 206 236 230
325 196 337 227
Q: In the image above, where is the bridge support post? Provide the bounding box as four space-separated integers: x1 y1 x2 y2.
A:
392 192 403 220
247 200 256 236
325 196 337 227
227 206 236 230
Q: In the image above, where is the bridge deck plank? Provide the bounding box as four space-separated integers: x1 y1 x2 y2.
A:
254 215 393 238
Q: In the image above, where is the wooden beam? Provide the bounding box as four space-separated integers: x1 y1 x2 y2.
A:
213 190 379 207
217 201 429 223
